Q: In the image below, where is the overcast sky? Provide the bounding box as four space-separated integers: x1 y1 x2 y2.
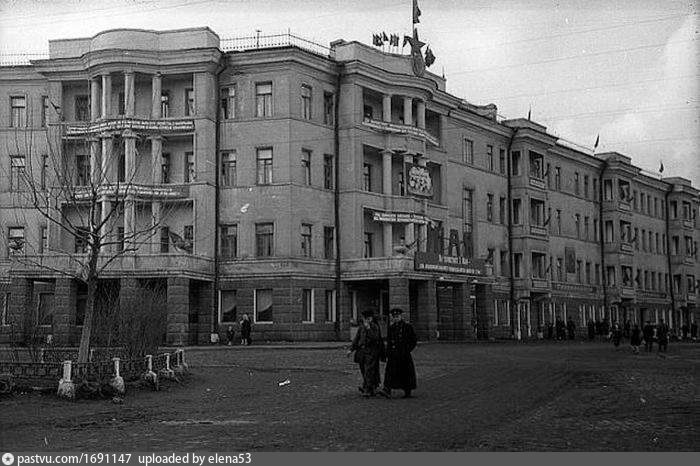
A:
1 0 697 185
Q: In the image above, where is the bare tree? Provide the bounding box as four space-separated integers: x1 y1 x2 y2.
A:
3 111 180 362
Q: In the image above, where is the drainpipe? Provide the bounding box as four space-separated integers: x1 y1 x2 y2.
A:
598 160 608 316
333 63 344 339
664 185 676 322
213 61 226 340
506 128 519 338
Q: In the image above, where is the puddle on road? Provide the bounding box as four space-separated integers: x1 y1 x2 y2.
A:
161 420 257 426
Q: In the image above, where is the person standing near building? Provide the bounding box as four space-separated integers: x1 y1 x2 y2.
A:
691 320 698 341
347 310 385 397
587 319 595 341
566 318 576 340
630 324 642 354
643 320 655 352
657 318 669 353
611 322 622 349
240 314 252 346
379 308 417 399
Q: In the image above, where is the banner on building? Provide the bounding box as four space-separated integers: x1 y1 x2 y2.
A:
372 211 430 224
565 246 576 274
414 251 486 275
405 163 433 197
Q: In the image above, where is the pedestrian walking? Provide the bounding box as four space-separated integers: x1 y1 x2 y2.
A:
226 325 235 346
566 318 576 340
642 321 655 352
347 310 385 397
630 324 642 354
240 314 252 346
378 308 417 399
681 323 689 341
623 320 631 339
611 323 622 349
691 321 698 341
657 318 669 353
587 319 595 341
547 321 554 340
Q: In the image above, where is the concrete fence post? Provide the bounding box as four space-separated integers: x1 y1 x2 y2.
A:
160 352 175 380
57 360 75 400
111 357 125 395
143 354 158 390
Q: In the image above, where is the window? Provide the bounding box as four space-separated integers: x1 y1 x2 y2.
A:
531 252 546 279
593 178 598 201
10 155 26 191
75 95 89 121
487 145 494 171
118 151 126 182
40 153 48 190
37 293 54 326
76 154 90 186
325 290 336 322
117 227 125 252
10 96 26 127
486 194 494 222
529 152 543 178
585 262 591 284
74 227 89 254
323 92 334 125
256 82 273 117
219 290 237 323
511 151 520 176
41 96 49 127
554 167 561 190
256 148 273 185
685 236 694 257
594 218 599 242
221 224 238 259
556 257 563 281
161 92 169 118
363 105 373 120
118 92 125 115
462 138 474 164
301 150 312 185
605 221 614 243
583 175 589 198
254 289 273 323
634 228 639 250
301 223 312 257
595 264 601 285
8 227 25 255
556 209 562 235
499 197 506 224
40 226 48 253
574 172 580 195
184 220 194 250
546 163 551 188
185 88 195 116
221 151 237 187
220 86 236 119
670 201 678 219
655 233 660 254
654 198 659 217
576 260 582 283
584 216 589 240
364 232 373 258
323 154 334 189
185 152 195 183
301 85 312 120
606 266 616 286
324 226 335 259
512 199 522 224
362 163 372 191
161 153 171 184
513 253 522 278
160 227 170 253
302 289 314 322
256 223 274 257
499 149 506 174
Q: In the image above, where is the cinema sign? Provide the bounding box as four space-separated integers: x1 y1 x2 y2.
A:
414 251 487 275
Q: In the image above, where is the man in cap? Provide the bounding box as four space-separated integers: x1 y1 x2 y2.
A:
347 309 385 397
378 307 417 399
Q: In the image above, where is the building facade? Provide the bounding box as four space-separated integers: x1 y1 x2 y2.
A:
0 28 698 345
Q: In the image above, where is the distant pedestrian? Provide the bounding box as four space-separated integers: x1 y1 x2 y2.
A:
642 321 655 352
566 318 576 340
602 319 610 339
379 308 417 399
691 321 698 341
623 320 631 339
657 318 669 353
226 325 235 346
681 323 689 341
555 318 565 341
547 321 554 340
630 324 642 354
587 320 595 341
240 314 252 346
348 310 385 397
611 323 622 349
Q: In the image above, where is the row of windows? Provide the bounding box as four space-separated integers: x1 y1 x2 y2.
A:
220 83 335 124
220 223 335 259
219 288 336 324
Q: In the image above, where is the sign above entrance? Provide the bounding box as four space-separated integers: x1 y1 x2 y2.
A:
414 251 486 275
372 211 430 224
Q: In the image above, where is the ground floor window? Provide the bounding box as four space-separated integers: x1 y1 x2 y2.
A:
37 292 54 327
325 290 336 322
302 289 314 322
220 290 237 323
255 289 273 323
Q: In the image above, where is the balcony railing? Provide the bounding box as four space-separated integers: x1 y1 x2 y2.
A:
529 177 546 189
531 277 550 291
361 118 440 146
63 117 195 137
529 225 548 237
342 257 414 277
220 32 331 58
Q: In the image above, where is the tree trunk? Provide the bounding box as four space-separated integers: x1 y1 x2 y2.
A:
77 276 97 363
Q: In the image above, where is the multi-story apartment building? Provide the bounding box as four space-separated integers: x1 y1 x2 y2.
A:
1 28 698 345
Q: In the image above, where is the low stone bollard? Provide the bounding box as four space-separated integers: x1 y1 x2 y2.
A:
111 357 125 395
57 360 75 400
143 355 158 391
159 353 175 380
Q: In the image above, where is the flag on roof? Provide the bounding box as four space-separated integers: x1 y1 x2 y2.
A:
413 0 421 24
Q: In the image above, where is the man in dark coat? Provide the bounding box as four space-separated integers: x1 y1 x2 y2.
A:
348 310 385 397
240 314 252 346
379 308 417 399
566 318 576 340
630 324 642 354
657 318 669 353
642 320 655 352
587 320 595 341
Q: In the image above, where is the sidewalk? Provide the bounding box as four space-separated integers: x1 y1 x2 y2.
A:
174 341 350 352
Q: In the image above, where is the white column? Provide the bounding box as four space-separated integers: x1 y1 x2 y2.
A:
382 94 392 122
151 136 162 184
152 201 161 253
405 222 415 249
152 73 162 118
101 199 111 252
101 74 112 119
124 197 135 251
124 130 137 183
89 138 100 184
124 70 135 117
403 96 413 125
90 78 100 121
101 135 112 183
383 223 393 257
419 223 428 252
416 100 426 129
381 150 393 196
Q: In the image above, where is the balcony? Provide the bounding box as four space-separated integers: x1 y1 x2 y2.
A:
361 118 439 146
342 256 414 279
670 254 695 267
604 240 634 255
10 253 214 279
602 199 632 215
669 218 695 231
63 117 195 137
529 225 548 237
